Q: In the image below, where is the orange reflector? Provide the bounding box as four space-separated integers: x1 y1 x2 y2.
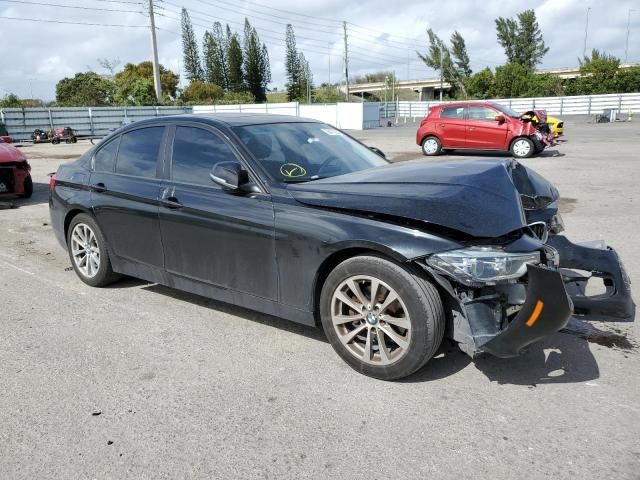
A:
525 300 545 328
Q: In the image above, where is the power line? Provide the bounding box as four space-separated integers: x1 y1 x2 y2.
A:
0 15 148 27
192 0 341 32
0 0 143 13
193 0 341 27
157 7 396 69
93 0 143 4
163 0 340 36
156 2 415 65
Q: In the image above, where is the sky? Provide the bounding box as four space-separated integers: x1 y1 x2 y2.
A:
1 0 639 101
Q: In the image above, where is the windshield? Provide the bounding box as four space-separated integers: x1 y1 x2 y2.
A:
233 122 389 182
490 102 520 118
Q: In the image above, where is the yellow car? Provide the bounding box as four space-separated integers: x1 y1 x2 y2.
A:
546 116 564 137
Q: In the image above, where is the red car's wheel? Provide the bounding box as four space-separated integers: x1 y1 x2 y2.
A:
421 136 442 156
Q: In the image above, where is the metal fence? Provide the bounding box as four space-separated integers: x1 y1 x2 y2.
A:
380 92 640 118
0 106 192 141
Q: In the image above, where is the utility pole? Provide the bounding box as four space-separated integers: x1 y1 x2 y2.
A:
343 21 349 102
583 7 591 58
439 43 443 101
148 0 162 103
625 9 636 63
328 43 331 85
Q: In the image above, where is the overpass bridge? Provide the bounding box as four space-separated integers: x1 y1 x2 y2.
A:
345 64 640 100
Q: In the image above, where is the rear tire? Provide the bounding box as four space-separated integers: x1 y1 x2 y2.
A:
320 255 445 380
510 137 534 158
66 213 120 287
421 136 442 156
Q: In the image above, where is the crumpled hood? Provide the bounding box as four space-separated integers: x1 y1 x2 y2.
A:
287 159 554 238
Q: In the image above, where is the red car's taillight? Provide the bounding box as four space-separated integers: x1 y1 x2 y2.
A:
49 174 56 192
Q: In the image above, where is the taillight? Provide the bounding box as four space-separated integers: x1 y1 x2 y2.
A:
49 174 56 192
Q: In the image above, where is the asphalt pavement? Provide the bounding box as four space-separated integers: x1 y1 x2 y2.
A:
0 117 638 479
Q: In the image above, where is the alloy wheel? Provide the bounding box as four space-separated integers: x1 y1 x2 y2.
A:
331 275 412 366
70 223 101 278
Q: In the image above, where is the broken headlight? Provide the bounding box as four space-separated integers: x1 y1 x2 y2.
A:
427 247 540 285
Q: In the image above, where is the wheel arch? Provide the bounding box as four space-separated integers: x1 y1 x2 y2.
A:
419 133 441 146
311 244 409 325
63 207 94 244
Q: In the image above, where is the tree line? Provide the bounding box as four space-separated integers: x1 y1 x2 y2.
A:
2 7 638 109
416 9 640 100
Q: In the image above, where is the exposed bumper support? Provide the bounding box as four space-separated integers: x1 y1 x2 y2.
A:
479 265 572 357
548 235 635 321
419 264 572 358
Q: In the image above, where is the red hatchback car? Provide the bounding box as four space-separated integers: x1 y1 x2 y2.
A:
0 140 32 198
416 102 544 159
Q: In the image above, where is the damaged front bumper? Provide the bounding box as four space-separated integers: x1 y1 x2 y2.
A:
420 235 634 358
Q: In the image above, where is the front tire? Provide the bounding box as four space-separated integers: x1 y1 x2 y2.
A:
67 213 120 287
510 137 534 158
320 255 445 380
421 136 442 156
19 175 33 198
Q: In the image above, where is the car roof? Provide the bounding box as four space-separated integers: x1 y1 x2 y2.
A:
121 113 320 130
433 101 495 109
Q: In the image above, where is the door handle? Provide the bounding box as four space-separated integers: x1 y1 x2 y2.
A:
468 127 475 130
90 182 107 193
439 123 446 128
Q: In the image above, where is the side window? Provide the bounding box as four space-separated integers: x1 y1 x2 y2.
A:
94 137 120 172
468 106 498 121
115 127 164 178
172 126 237 185
440 107 465 119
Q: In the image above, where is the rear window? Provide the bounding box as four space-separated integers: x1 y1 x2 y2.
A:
94 137 120 173
440 107 465 119
115 127 164 178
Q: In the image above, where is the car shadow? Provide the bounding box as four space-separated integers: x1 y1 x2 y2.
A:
139 283 328 343
4 182 50 207
111 280 602 385
442 149 564 159
403 332 600 385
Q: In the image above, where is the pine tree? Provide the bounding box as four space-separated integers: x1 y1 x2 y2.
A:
496 9 549 69
450 31 471 78
285 24 301 101
417 29 468 97
181 9 204 82
227 28 245 93
298 53 314 103
242 18 269 102
203 22 229 89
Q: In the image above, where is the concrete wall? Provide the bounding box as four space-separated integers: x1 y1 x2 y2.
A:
0 106 192 141
194 102 379 130
382 92 640 118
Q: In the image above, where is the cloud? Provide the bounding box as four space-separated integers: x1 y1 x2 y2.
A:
0 0 638 100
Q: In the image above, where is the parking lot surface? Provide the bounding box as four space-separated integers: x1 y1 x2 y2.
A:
1 118 638 479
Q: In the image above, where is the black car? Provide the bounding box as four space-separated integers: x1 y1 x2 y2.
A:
49 114 634 380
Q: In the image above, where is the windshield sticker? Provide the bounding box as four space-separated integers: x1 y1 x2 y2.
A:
280 163 307 178
321 128 342 136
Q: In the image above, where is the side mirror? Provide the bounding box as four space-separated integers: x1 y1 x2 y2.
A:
495 114 506 123
369 146 386 158
210 161 259 194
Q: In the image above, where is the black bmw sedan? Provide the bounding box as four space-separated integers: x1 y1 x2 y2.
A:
49 114 634 380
